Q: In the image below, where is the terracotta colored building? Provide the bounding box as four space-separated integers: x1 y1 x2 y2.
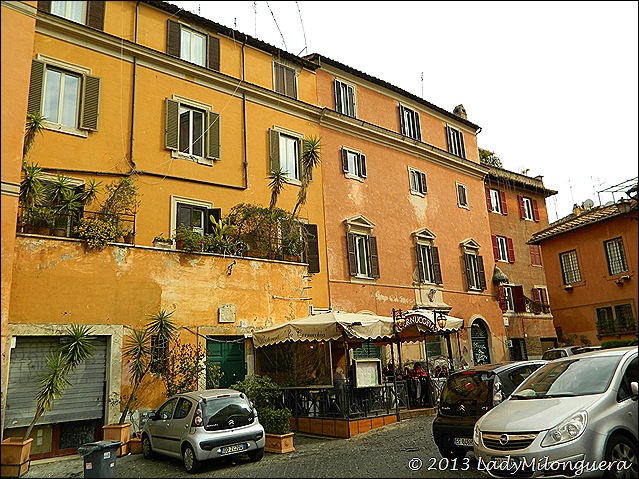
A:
529 197 638 346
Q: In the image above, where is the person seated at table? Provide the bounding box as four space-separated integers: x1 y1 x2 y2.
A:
333 366 345 388
383 363 396 381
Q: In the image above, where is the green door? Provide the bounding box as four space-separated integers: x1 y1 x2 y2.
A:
206 338 245 389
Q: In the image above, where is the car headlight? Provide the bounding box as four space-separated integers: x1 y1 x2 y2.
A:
541 411 587 447
473 423 481 445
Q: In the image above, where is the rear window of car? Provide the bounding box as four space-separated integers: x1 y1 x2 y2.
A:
440 372 492 411
542 350 565 360
203 396 255 431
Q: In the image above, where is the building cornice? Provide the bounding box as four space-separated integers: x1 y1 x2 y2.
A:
1 0 37 18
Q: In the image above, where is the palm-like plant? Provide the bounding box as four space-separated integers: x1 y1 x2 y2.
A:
268 166 287 211
80 178 103 207
19 162 45 209
23 112 47 158
22 324 95 441
292 136 322 217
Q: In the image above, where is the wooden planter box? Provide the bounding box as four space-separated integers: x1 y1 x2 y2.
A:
129 434 143 454
1 437 33 477
102 423 131 457
264 432 294 454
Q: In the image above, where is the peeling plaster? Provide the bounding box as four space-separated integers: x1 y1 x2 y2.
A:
36 252 78 270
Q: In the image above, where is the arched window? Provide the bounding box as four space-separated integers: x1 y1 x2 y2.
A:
471 320 490 365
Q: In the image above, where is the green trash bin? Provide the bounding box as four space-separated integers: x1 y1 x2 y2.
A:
78 440 121 478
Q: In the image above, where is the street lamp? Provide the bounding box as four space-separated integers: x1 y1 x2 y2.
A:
436 311 447 330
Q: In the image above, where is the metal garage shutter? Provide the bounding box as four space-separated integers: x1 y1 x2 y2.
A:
4 336 107 428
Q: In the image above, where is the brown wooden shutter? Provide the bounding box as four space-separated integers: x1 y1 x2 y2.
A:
420 172 427 193
446 126 453 153
485 187 492 211
268 129 280 172
80 74 100 131
340 148 349 172
506 237 515 263
398 105 405 134
463 254 472 290
498 285 507 312
285 67 296 98
532 199 540 222
359 154 367 178
531 287 540 303
28 59 45 115
414 111 421 141
164 98 179 150
86 1 105 30
540 288 549 306
347 233 357 276
432 246 442 284
477 255 487 290
513 285 526 312
369 236 380 278
304 224 320 274
491 235 499 261
500 190 508 215
167 20 181 58
415 244 425 283
334 80 342 112
206 35 220 71
38 1 51 12
517 195 526 218
529 245 542 266
205 111 220 160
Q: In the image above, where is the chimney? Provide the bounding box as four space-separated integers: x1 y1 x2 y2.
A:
453 104 467 120
572 204 584 216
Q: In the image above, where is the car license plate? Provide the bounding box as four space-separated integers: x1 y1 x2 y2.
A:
220 443 247 455
453 437 473 447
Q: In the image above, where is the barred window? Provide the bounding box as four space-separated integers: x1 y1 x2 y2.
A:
596 304 636 334
604 237 628 275
560 250 581 284
151 335 168 373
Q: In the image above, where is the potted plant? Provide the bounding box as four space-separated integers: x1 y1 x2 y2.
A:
231 375 294 454
121 227 135 245
21 205 54 235
1 325 94 478
201 215 240 255
172 224 203 252
152 234 172 249
75 215 119 250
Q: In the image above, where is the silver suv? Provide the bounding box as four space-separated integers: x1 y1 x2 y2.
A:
473 346 638 478
141 389 266 473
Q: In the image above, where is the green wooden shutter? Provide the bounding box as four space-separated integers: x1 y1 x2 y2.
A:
341 148 349 172
477 255 487 291
206 111 220 160
208 35 220 71
347 233 357 276
28 59 45 115
167 20 181 58
399 105 405 135
38 1 51 12
80 74 101 131
369 236 380 278
304 224 320 274
164 98 179 150
334 80 342 112
464 254 473 290
415 111 421 141
86 1 105 30
268 129 280 172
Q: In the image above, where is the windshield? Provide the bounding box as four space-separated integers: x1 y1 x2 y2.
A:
439 372 493 415
512 355 621 399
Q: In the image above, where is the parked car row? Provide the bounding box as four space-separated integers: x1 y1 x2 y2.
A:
541 345 602 361
432 346 638 478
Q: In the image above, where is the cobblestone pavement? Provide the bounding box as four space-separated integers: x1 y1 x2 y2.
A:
25 415 483 478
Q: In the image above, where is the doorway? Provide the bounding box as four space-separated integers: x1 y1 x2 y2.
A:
471 320 491 365
206 337 245 388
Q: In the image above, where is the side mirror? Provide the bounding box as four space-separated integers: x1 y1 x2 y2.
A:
147 411 157 420
631 382 638 401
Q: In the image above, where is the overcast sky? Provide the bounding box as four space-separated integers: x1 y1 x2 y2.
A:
171 1 638 222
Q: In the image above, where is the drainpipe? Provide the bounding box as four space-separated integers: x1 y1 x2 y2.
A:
241 37 248 189
127 2 140 175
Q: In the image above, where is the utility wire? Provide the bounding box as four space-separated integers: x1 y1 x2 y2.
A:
295 1 308 56
265 1 287 51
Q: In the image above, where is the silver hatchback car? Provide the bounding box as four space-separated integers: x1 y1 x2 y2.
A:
473 346 638 478
141 389 266 473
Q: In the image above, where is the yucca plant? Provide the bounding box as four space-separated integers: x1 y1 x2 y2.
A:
292 136 322 217
268 166 287 211
19 162 45 210
22 325 95 441
23 112 47 158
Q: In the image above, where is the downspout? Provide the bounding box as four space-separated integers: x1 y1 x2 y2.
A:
241 37 248 189
128 2 140 175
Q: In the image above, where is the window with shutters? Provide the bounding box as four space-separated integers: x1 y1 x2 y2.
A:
409 167 427 196
461 239 486 291
446 125 466 158
413 228 442 285
560 249 582 284
529 244 543 266
164 96 220 165
28 56 100 137
302 223 320 274
273 62 297 99
40 1 105 30
518 195 540 221
487 188 508 215
345 215 379 280
334 79 356 117
604 237 628 275
341 147 366 180
170 196 217 244
499 285 526 313
166 20 220 71
269 127 303 183
456 182 469 208
532 286 550 313
399 104 421 140
492 235 515 263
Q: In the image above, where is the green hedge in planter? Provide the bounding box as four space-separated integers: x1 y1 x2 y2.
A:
601 338 638 349
258 406 292 435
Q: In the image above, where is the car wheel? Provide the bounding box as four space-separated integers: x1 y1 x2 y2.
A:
604 433 638 479
247 447 264 462
141 434 154 460
183 443 202 474
438 446 466 460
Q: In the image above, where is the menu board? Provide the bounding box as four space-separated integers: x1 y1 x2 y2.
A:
354 358 382 388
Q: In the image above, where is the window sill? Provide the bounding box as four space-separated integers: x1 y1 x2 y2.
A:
410 190 426 197
350 276 376 285
458 204 470 210
172 151 214 166
344 173 365 182
44 122 88 138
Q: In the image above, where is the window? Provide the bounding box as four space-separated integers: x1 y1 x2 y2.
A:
529 244 543 266
596 304 636 334
492 235 515 263
457 183 469 208
560 250 582 284
302 224 320 274
461 240 486 291
345 215 379 279
151 334 168 373
399 105 421 140
273 62 297 99
171 197 219 242
164 97 220 163
341 148 367 179
409 168 427 195
167 20 220 71
618 358 638 402
486 188 508 214
42 1 105 30
28 57 101 133
518 195 540 221
173 398 193 420
269 128 304 182
604 237 628 275
415 244 442 284
532 286 550 313
334 79 355 117
446 125 466 158
499 285 525 313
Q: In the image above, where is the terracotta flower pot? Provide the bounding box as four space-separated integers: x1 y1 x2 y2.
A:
1 437 33 477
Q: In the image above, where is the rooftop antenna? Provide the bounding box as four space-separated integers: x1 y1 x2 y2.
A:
252 2 257 37
198 3 200 15
265 1 287 51
295 1 308 56
421 72 424 98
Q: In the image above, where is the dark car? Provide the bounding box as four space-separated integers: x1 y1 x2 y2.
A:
432 360 546 459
